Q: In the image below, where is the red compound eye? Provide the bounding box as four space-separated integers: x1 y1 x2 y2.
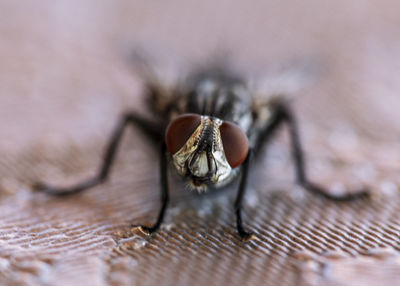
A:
220 121 249 168
165 113 201 154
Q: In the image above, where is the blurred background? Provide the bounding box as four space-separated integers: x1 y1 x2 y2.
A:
1 1 400 285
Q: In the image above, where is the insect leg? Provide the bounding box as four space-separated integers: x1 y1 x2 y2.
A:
282 104 369 200
34 112 162 196
262 103 369 201
234 149 253 239
135 142 169 234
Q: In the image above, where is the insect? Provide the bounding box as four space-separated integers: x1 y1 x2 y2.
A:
34 65 369 240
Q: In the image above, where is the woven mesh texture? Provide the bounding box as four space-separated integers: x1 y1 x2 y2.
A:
2 1 400 285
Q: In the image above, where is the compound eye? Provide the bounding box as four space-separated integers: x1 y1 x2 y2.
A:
220 121 249 168
165 113 202 154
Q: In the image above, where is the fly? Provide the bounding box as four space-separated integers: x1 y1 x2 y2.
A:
34 66 369 240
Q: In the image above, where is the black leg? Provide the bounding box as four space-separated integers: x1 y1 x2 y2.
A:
258 102 369 201
134 142 169 234
234 149 254 240
34 112 162 196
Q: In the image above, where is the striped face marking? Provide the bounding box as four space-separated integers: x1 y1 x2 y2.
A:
165 113 249 191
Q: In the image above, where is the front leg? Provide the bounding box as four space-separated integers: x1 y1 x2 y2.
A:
134 142 169 234
234 149 254 240
34 112 163 196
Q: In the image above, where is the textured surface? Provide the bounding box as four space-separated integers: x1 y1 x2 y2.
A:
2 1 400 285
